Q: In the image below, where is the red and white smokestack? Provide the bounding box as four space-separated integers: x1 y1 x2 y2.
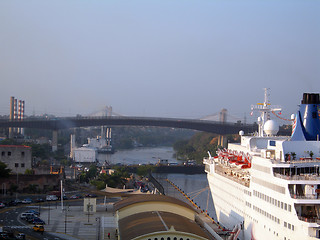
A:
18 100 25 134
14 98 18 120
9 97 15 138
18 100 22 120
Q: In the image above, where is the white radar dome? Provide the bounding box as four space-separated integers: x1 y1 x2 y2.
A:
239 130 244 136
263 120 279 136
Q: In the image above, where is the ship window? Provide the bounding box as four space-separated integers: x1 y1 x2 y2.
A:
284 221 287 227
288 205 291 212
281 202 283 209
288 223 291 229
284 203 287 210
269 140 276 146
292 225 294 231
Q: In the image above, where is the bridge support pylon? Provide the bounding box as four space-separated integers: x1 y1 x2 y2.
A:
52 130 58 152
217 135 227 148
218 109 228 148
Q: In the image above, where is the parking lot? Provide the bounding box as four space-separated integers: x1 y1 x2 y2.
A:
0 196 119 240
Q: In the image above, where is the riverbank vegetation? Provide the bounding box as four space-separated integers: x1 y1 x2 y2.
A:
173 132 240 163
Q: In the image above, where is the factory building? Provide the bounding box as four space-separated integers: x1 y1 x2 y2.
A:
73 147 97 163
0 145 32 174
72 135 113 163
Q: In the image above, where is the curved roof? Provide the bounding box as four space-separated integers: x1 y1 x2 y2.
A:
114 194 195 212
119 211 210 240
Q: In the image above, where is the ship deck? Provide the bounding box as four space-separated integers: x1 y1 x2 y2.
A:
215 164 250 187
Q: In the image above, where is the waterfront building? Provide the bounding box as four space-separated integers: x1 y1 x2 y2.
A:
114 195 211 240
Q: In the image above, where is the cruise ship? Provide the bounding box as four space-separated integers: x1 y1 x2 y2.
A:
204 91 320 240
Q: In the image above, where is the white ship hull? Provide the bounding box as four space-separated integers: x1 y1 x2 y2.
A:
204 92 320 240
206 154 320 240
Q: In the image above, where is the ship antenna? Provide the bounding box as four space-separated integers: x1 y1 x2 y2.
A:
251 88 282 137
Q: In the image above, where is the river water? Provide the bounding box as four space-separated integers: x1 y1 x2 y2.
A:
103 146 217 219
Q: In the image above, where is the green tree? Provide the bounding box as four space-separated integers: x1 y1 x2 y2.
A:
90 180 105 190
27 184 38 193
136 165 154 177
24 169 34 175
9 184 18 195
0 161 11 177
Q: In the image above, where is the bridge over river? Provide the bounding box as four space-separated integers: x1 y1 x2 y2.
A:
0 116 257 134
0 116 260 151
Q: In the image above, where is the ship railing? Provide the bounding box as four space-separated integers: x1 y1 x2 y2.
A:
298 216 319 223
271 159 320 164
290 193 320 200
215 165 250 187
274 173 320 181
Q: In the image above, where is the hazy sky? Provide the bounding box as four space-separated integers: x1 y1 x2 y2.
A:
1 0 319 122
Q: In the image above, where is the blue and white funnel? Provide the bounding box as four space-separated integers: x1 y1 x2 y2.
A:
291 93 320 141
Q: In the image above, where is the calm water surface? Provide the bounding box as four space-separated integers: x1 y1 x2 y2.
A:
105 147 216 219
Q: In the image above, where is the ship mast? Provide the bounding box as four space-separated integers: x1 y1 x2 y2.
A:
251 88 281 137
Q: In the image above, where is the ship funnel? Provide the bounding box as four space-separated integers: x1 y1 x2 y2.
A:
291 93 320 141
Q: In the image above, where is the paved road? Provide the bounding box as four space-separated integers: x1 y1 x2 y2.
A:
0 197 120 240
0 205 65 240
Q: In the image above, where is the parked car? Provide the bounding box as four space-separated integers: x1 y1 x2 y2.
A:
14 199 22 204
35 198 44 203
20 212 35 220
25 210 40 216
0 232 9 239
70 194 82 199
32 217 45 225
46 195 58 201
85 194 97 198
7 200 17 206
15 233 26 239
22 198 32 204
26 215 38 223
32 225 44 232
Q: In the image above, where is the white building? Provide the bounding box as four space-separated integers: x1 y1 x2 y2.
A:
73 147 96 163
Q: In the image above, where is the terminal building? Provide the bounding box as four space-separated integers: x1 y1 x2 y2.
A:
114 194 211 240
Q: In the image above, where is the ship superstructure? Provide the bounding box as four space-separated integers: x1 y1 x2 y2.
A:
204 91 320 240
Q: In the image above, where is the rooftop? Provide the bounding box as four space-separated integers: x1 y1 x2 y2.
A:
119 211 210 240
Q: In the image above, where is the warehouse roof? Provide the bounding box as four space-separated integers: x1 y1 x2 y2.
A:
114 194 194 211
119 211 210 240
